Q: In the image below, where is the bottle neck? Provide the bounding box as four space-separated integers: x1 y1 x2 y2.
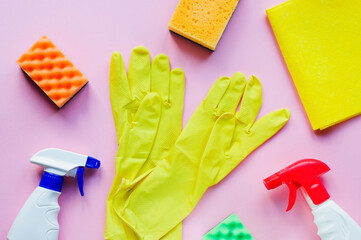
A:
301 187 330 209
39 172 64 192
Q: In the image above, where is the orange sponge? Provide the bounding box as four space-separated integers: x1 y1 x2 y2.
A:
168 0 239 50
17 36 88 108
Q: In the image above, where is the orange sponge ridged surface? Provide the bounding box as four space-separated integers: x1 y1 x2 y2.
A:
17 36 88 108
168 0 239 50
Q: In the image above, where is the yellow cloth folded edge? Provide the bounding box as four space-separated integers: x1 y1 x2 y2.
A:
266 0 361 130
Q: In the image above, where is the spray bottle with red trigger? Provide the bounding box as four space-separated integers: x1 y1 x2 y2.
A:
264 159 361 240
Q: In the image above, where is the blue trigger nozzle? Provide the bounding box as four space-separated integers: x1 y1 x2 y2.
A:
77 167 85 196
76 156 100 196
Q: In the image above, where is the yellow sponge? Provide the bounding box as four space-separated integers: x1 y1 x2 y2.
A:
168 0 239 50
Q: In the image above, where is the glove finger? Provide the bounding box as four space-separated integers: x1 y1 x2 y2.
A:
151 54 170 101
117 92 162 180
140 68 185 173
201 113 236 185
128 46 151 100
204 76 231 110
176 76 229 162
240 109 290 156
217 72 247 115
236 75 262 129
169 68 185 126
110 51 131 135
154 67 184 151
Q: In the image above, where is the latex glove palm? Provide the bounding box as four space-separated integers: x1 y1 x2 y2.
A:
105 46 184 240
112 74 290 240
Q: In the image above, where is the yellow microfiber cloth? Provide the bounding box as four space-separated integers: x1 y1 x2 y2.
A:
267 0 361 130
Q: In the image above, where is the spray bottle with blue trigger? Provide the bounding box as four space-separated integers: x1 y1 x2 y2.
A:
7 148 101 240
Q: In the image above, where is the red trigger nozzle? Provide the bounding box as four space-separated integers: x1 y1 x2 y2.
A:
263 159 331 211
286 181 298 211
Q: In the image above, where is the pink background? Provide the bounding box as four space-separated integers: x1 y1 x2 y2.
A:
1 0 361 239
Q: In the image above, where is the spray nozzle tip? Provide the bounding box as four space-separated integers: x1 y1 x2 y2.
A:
263 174 282 190
86 156 101 169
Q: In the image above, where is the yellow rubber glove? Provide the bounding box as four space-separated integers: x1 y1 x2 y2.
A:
105 46 184 240
112 74 290 240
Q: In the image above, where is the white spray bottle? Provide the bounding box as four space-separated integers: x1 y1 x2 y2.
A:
263 159 361 240
7 148 100 240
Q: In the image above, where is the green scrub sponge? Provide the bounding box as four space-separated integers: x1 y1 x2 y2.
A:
203 214 255 240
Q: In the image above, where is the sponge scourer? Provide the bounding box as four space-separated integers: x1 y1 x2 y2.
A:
169 0 239 51
203 214 255 240
17 36 88 108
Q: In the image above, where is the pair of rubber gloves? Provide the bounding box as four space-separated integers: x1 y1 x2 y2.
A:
105 46 290 240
